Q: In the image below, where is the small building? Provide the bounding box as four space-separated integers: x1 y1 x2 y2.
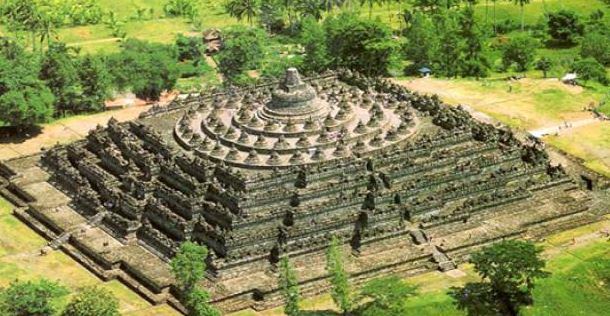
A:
418 67 432 77
562 73 578 85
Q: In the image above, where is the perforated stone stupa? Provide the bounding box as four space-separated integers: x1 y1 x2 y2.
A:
0 68 605 313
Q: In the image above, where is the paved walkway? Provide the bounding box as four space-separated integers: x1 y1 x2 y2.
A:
0 105 151 160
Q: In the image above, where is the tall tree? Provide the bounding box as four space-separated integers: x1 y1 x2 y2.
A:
358 276 417 316
170 241 209 292
61 286 120 316
39 42 80 116
0 279 68 316
278 256 300 316
325 13 399 76
360 0 384 19
225 0 259 25
326 237 352 314
300 17 330 73
435 9 461 78
78 55 112 113
404 12 439 73
459 7 489 78
450 240 549 316
511 0 531 31
170 242 221 316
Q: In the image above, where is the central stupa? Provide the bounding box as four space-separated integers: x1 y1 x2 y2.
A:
261 67 329 121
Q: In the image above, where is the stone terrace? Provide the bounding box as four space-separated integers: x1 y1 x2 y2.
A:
0 69 605 313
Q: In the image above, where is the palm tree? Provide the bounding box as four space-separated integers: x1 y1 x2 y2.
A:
511 0 531 32
320 0 346 13
360 0 384 19
225 0 258 25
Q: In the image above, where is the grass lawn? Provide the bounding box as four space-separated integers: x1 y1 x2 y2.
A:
545 122 610 177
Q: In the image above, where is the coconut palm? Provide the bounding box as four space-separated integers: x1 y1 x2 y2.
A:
360 0 385 19
511 0 531 31
225 0 259 25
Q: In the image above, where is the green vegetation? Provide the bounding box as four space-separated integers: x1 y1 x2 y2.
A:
61 286 120 316
170 242 220 316
278 257 300 316
0 279 69 316
450 240 550 316
358 276 418 316
325 236 353 314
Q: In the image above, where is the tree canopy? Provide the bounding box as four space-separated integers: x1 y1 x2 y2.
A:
61 286 120 316
450 240 549 316
0 279 68 316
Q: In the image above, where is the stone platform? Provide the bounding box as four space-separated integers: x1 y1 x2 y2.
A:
0 69 607 314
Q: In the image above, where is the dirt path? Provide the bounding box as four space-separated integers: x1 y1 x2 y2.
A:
0 106 151 160
529 117 601 138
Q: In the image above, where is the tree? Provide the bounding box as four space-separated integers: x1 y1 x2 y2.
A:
435 9 461 78
107 39 180 100
572 58 608 85
295 0 325 21
358 276 417 316
324 13 399 76
459 7 489 78
61 286 119 316
0 0 58 52
39 42 81 116
216 26 268 82
0 279 68 316
326 236 352 314
185 286 221 316
225 0 259 25
580 32 610 67
501 34 538 72
164 0 199 21
170 242 220 316
511 0 531 31
450 240 549 316
170 241 209 292
359 0 384 19
278 256 300 316
404 12 439 74
535 56 552 78
300 17 330 74
0 54 54 128
547 10 584 44
77 55 112 113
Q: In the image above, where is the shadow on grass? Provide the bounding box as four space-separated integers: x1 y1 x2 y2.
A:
0 126 42 144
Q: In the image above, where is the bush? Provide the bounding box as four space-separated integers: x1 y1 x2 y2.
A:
61 286 119 316
0 279 68 316
580 32 610 66
572 58 608 85
176 34 205 61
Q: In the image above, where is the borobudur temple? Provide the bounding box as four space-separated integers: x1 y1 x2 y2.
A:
0 68 606 313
